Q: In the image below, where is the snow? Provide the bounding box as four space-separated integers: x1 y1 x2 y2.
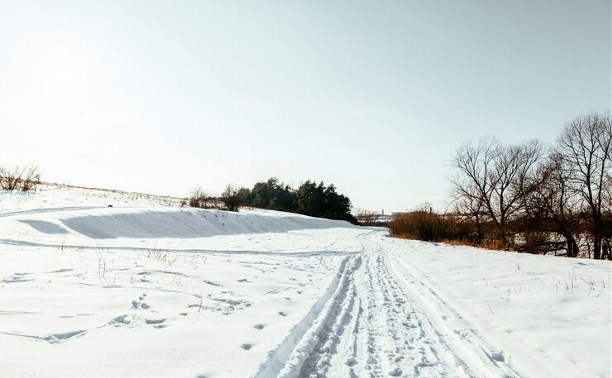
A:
0 185 610 377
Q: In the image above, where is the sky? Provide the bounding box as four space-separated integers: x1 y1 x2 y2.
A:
0 0 610 213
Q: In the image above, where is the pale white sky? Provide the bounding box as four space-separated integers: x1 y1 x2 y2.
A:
1 0 610 212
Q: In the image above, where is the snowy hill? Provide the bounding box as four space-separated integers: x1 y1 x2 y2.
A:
0 185 610 377
2 184 354 238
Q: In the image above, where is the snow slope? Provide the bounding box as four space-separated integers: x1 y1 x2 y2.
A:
0 185 610 377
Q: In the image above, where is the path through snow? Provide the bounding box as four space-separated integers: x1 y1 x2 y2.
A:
256 236 522 378
1 186 610 377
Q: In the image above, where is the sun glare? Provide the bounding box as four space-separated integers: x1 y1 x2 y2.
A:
42 48 85 90
29 34 96 94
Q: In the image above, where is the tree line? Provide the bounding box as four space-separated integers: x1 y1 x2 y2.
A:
390 113 611 259
189 177 357 224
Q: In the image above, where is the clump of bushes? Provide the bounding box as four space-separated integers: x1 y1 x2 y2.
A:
388 205 473 243
0 164 40 191
220 185 251 212
188 187 215 209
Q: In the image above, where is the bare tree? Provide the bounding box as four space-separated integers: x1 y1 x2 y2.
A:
451 138 498 216
492 140 545 246
451 192 487 244
558 113 612 259
523 152 581 256
451 137 544 248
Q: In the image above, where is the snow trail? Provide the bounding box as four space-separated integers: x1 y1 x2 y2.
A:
259 239 524 378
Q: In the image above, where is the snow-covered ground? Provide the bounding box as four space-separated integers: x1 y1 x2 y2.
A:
0 185 610 377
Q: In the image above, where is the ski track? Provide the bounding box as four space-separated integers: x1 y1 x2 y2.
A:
256 235 522 378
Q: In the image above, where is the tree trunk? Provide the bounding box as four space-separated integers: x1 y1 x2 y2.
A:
593 218 602 259
602 243 610 260
566 236 579 258
499 218 508 249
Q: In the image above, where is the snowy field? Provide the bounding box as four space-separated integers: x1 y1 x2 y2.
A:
0 185 610 377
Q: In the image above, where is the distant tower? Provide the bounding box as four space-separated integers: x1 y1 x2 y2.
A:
382 209 384 216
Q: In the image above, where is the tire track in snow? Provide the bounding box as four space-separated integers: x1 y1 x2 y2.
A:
365 251 470 377
256 249 466 377
385 248 523 377
256 233 523 377
349 246 472 378
253 255 361 378
296 257 361 377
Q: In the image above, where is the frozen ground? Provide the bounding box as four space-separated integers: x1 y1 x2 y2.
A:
0 185 610 377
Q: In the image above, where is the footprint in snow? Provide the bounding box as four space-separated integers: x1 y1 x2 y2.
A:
145 318 166 325
131 300 151 310
491 351 505 362
145 318 168 329
108 314 136 326
240 343 252 351
131 294 151 310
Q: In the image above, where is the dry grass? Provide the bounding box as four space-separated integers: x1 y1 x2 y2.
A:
392 234 514 253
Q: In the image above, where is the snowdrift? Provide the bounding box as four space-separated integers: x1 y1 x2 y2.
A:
57 208 355 239
2 186 358 255
2 185 354 240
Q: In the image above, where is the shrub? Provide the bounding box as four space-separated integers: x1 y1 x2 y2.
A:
0 164 40 191
389 206 473 243
188 187 212 208
221 185 250 212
